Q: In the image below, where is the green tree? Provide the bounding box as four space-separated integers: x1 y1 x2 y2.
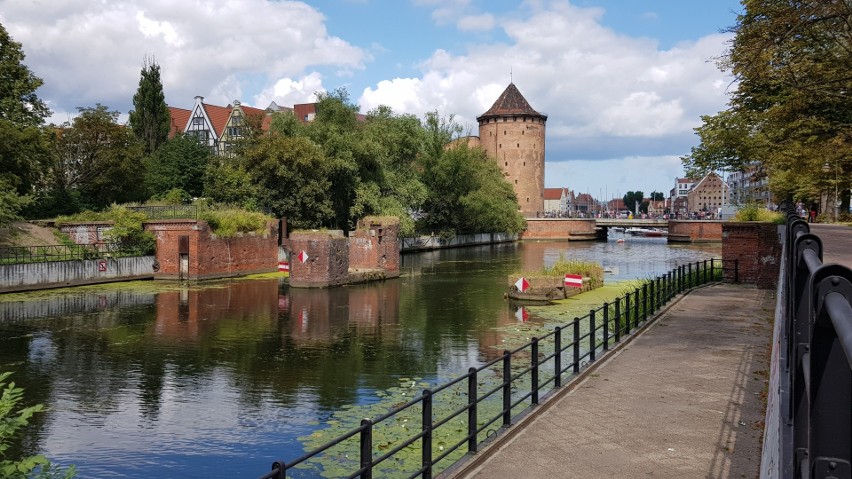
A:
128 57 169 156
239 135 337 229
684 0 852 212
649 191 664 201
0 22 50 224
145 134 211 198
419 140 524 235
47 105 147 212
622 191 644 214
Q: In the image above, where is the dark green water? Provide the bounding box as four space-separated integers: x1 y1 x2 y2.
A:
0 237 719 478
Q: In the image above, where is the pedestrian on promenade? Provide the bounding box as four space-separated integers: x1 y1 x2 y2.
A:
809 205 818 223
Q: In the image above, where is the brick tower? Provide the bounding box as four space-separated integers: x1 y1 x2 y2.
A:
477 83 547 217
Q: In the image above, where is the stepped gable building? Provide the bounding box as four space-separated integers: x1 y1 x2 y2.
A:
476 83 547 217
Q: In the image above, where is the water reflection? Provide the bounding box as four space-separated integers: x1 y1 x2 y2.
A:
0 239 719 478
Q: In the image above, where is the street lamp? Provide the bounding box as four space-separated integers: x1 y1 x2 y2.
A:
835 161 839 223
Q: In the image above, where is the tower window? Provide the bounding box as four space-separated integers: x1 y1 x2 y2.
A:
505 162 508 166
523 162 525 166
504 130 506 135
499 144 501 148
515 179 518 184
522 130 524 135
517 143 520 148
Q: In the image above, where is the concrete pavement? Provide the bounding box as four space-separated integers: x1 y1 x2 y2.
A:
448 284 775 479
809 223 852 268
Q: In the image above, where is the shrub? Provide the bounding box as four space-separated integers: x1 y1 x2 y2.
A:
733 202 785 224
0 372 76 479
198 208 273 238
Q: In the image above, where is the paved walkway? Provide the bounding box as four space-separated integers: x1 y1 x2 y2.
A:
810 223 852 268
450 284 775 479
446 223 852 479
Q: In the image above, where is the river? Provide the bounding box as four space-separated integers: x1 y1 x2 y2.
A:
0 236 719 478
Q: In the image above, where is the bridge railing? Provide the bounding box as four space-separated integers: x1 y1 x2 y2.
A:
777 203 852 478
259 258 735 479
0 243 149 265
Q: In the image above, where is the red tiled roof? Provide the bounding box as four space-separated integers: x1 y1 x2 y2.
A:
543 188 564 200
477 83 546 121
203 103 232 137
168 107 191 139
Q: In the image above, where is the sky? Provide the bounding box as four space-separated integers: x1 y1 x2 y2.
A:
0 0 743 200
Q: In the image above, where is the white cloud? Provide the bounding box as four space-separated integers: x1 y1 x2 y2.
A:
0 0 365 112
254 72 326 108
457 14 495 32
359 1 733 153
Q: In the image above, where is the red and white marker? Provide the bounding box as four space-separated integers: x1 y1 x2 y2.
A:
514 277 529 292
564 274 583 289
298 250 309 263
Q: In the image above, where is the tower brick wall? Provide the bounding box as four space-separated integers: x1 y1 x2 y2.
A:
477 83 547 218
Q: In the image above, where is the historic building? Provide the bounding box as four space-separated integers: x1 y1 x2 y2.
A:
687 172 730 215
168 96 269 156
475 83 548 217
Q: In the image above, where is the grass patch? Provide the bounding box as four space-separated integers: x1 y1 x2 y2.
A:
733 202 785 224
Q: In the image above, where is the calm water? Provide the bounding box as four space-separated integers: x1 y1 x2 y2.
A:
0 237 719 478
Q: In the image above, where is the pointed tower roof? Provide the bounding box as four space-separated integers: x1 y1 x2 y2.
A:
477 83 547 122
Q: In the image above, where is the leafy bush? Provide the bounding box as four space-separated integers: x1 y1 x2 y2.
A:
198 208 273 238
733 202 785 224
0 372 76 479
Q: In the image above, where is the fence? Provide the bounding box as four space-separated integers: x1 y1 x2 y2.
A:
258 258 734 479
126 205 198 220
0 243 147 265
775 203 852 478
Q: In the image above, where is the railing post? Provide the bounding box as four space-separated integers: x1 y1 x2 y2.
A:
688 262 693 289
360 419 373 479
650 279 656 313
703 259 708 284
271 461 286 479
573 318 580 374
589 310 596 362
614 299 621 343
502 351 511 427
602 302 609 351
710 258 715 281
531 337 540 405
422 390 433 479
625 293 631 334
467 368 478 453
554 327 562 388
634 287 640 328
642 283 648 322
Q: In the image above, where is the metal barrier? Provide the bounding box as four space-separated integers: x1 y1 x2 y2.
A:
0 243 147 265
259 258 733 479
778 203 852 479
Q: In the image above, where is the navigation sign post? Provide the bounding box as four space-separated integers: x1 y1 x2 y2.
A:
564 274 583 289
514 277 529 292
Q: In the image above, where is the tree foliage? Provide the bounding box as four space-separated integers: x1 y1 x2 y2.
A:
45 105 147 212
145 134 211 198
622 191 645 214
0 22 50 225
682 0 852 211
128 57 170 156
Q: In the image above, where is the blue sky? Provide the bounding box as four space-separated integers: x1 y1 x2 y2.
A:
0 0 743 199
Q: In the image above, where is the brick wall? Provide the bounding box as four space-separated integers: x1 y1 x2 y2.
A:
59 222 113 246
349 216 400 275
288 230 350 288
668 221 723 243
522 219 597 240
722 222 782 289
146 220 278 280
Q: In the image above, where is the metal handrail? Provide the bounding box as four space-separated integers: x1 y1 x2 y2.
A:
261 258 731 479
777 201 852 479
0 243 148 264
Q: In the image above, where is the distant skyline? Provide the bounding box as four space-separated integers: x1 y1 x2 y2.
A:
0 0 743 198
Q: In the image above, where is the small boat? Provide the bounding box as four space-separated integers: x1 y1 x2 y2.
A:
611 227 625 233
616 238 625 244
625 227 667 237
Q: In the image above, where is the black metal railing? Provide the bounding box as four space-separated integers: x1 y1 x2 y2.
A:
0 243 149 265
126 205 198 220
777 202 852 479
259 258 734 479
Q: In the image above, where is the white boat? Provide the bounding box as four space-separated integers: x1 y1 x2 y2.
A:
625 227 667 237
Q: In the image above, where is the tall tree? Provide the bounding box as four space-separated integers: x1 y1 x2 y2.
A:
146 134 211 198
129 57 170 156
47 105 147 212
622 191 644 214
0 21 50 225
684 0 852 212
